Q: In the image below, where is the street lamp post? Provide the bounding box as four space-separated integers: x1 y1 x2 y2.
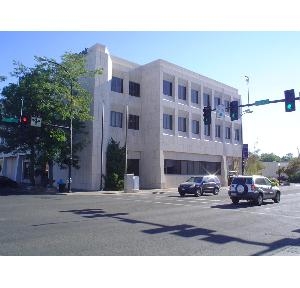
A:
40 58 73 192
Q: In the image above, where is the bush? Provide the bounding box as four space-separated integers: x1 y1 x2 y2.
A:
288 172 300 183
104 138 125 191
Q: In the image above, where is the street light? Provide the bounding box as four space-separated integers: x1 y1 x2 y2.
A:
39 57 73 193
278 162 281 185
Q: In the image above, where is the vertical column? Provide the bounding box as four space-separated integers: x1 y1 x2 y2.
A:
200 83 204 140
174 76 178 137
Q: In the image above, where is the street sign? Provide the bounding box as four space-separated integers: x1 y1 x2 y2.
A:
1 117 19 123
216 104 225 119
31 117 42 127
255 99 270 106
242 144 249 159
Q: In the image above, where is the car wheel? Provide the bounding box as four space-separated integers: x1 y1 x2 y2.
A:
231 197 239 204
179 192 185 197
194 189 202 197
213 187 219 195
256 193 263 206
273 192 280 203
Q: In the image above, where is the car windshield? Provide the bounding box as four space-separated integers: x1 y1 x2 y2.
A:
186 177 203 183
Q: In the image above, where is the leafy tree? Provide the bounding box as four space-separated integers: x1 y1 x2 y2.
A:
245 152 265 175
105 138 125 191
260 153 281 162
0 51 102 185
284 157 300 182
281 153 294 162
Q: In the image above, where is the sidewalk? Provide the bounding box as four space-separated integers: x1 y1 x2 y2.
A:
59 186 229 196
60 187 179 196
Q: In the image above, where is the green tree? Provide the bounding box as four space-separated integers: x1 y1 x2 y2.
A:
0 51 102 185
281 153 294 162
260 153 281 162
284 157 300 182
245 152 265 175
105 138 125 191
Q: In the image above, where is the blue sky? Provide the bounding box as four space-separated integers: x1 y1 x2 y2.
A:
1 31 300 157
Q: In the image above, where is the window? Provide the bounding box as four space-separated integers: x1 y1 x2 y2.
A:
191 89 199 104
164 159 221 175
178 117 187 132
129 81 140 97
203 93 210 107
214 97 221 109
163 114 173 130
127 159 139 176
163 80 172 96
111 76 123 93
128 114 139 130
235 129 240 141
110 111 123 128
192 120 199 134
225 127 231 139
215 125 221 138
224 100 230 115
178 85 186 100
204 124 211 137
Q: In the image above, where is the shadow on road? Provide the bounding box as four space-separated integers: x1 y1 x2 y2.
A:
58 207 300 255
211 200 277 210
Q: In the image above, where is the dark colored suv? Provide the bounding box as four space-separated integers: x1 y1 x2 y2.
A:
178 175 221 197
228 175 281 206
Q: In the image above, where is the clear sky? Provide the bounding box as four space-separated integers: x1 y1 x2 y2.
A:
1 31 300 157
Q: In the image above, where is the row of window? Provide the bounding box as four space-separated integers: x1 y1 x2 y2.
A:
111 77 237 112
111 76 140 97
164 159 221 175
163 113 240 140
111 111 240 141
163 80 235 111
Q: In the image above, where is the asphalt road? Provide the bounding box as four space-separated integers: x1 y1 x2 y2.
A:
0 185 300 255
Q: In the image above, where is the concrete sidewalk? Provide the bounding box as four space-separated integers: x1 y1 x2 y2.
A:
59 186 229 196
60 187 179 196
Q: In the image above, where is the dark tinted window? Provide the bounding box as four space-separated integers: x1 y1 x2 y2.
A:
129 81 140 97
232 177 253 185
111 76 123 93
163 80 172 96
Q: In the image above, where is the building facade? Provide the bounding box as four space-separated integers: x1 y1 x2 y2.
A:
51 43 243 190
1 43 243 190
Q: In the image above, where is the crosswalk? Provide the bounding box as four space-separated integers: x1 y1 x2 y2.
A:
114 193 223 208
111 191 300 219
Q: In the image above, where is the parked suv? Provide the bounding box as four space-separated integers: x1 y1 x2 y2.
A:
228 175 281 206
178 175 221 197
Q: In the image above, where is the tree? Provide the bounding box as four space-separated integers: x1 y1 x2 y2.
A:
245 152 265 175
281 153 294 162
260 153 281 162
105 138 125 191
0 51 102 185
284 157 300 182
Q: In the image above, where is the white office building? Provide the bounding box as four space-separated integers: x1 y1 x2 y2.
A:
51 43 243 190
1 43 243 190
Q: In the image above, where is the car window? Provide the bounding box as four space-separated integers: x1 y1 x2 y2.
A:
232 177 252 185
186 177 203 183
264 177 271 185
255 178 266 185
195 177 203 183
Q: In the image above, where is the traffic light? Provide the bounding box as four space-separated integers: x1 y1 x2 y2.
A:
20 115 29 125
230 101 239 121
284 89 295 112
203 106 211 125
